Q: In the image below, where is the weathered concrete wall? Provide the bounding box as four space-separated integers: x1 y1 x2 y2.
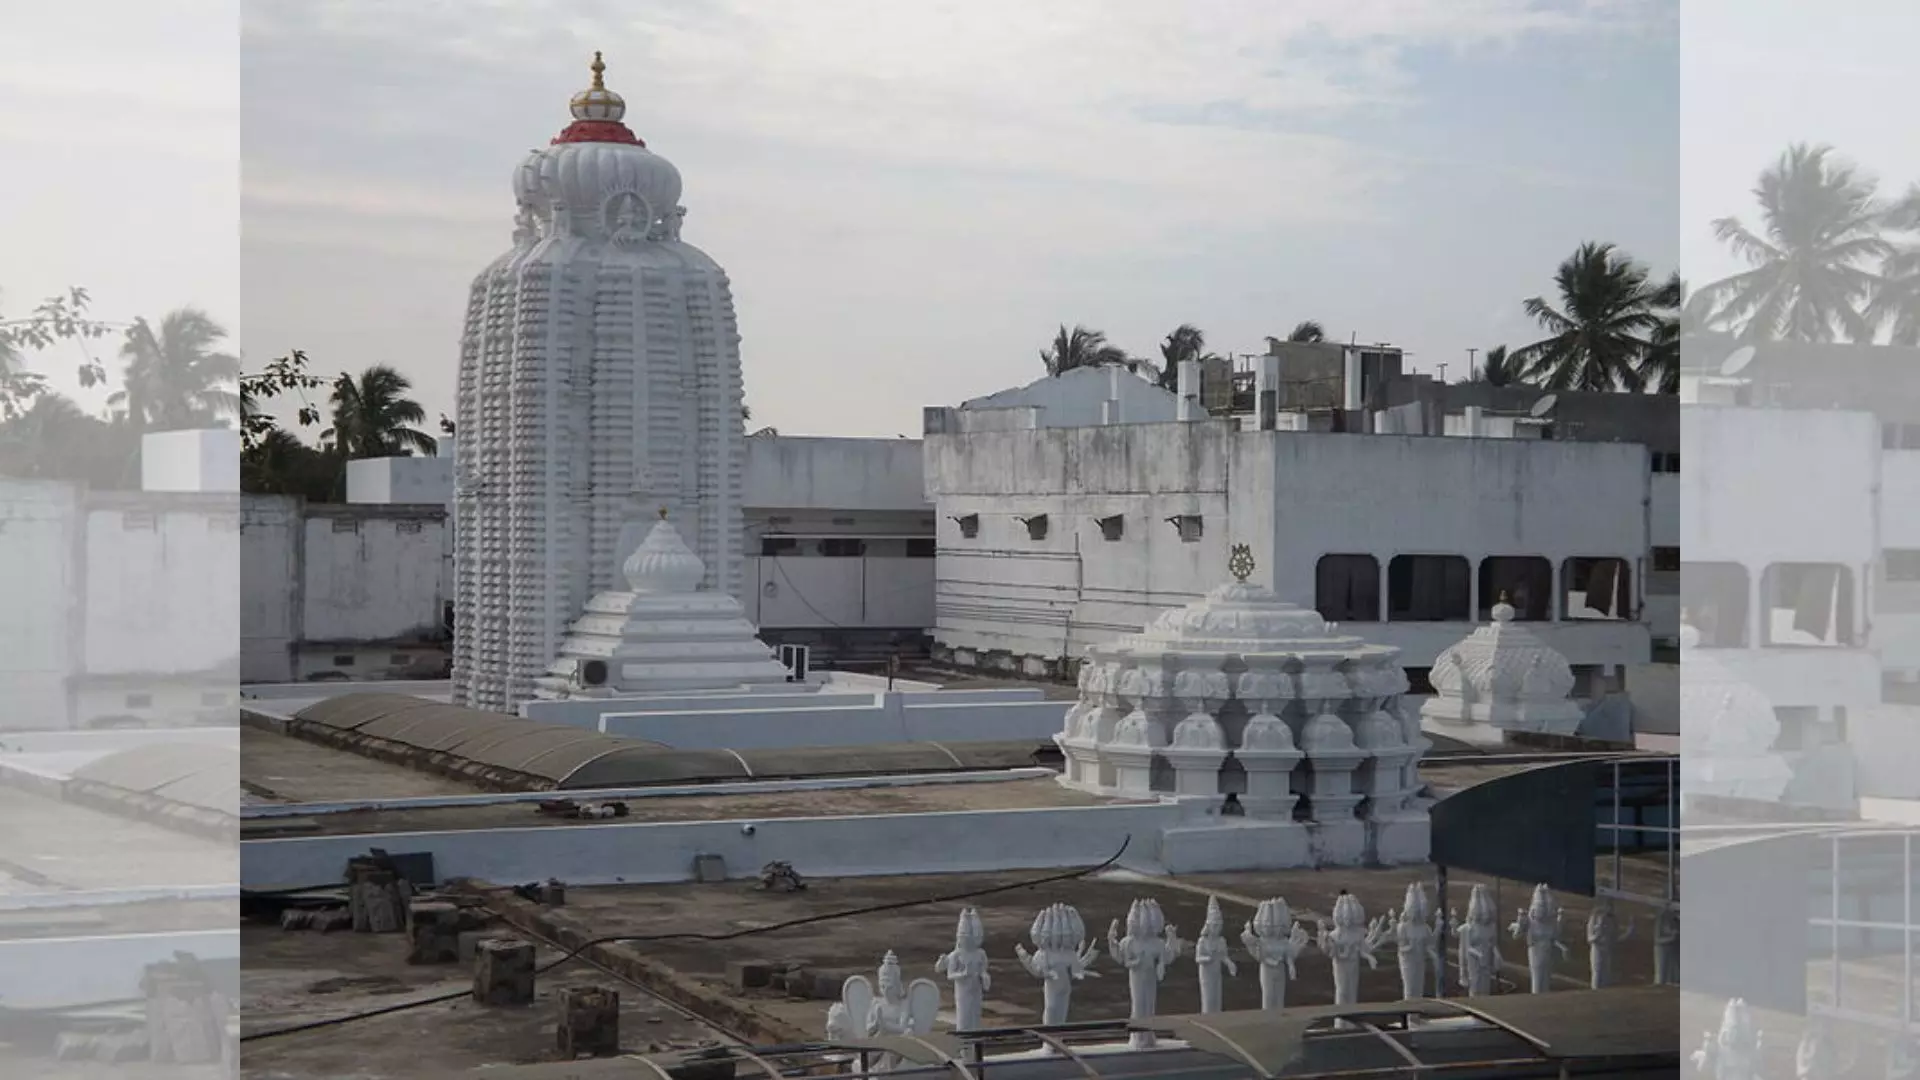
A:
744 436 929 513
945 364 1178 431
240 803 1173 888
743 554 934 630
345 455 454 507
0 930 239 1009
925 422 1652 675
0 480 82 729
528 693 1067 750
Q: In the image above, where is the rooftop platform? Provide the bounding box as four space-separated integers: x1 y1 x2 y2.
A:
0 786 235 893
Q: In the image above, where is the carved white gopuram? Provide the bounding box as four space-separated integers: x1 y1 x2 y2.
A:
454 53 748 713
934 908 991 1033
1455 884 1500 997
1108 899 1182 1047
1317 892 1387 1007
1508 884 1568 994
1585 898 1633 990
1190 897 1238 1015
828 952 941 1071
1676 617 1793 805
1016 903 1099 1026
1386 882 1440 1000
1420 594 1585 747
532 511 790 699
1240 897 1310 1011
1057 544 1430 868
1691 999 1762 1080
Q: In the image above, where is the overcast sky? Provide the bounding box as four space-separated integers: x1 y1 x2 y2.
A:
22 1 1909 439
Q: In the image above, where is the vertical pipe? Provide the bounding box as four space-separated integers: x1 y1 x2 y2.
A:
1178 359 1201 421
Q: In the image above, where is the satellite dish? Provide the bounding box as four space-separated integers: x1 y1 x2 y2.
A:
1528 394 1558 419
1721 346 1756 377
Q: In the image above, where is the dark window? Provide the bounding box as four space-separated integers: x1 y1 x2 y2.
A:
1098 515 1125 542
832 517 856 527
1478 556 1553 621
906 538 936 558
1887 549 1920 583
1315 554 1381 621
955 514 979 539
1761 562 1855 647
1885 422 1920 450
122 511 157 532
1021 514 1049 541
818 538 866 558
1563 557 1633 620
761 537 799 556
1652 546 1681 573
1650 452 1681 473
1682 561 1751 647
1387 555 1471 621
1171 515 1204 543
397 520 423 534
389 654 411 665
332 518 358 534
125 693 153 709
332 654 356 666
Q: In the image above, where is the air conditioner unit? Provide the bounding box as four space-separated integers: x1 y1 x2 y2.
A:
566 658 610 689
778 644 811 683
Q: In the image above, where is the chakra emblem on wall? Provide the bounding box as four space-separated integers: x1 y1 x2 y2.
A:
1228 543 1256 583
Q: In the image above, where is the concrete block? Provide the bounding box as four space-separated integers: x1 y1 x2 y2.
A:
727 960 773 991
472 938 536 1006
406 900 462 964
458 929 507 966
557 985 621 1058
692 853 726 883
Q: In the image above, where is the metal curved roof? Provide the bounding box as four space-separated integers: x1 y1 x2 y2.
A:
69 743 240 814
292 693 1055 791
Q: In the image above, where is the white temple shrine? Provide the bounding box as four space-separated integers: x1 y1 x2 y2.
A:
1419 595 1585 747
453 52 748 713
1056 544 1430 868
1676 616 1792 805
533 511 792 700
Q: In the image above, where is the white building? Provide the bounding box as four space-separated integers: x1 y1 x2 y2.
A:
452 54 747 714
924 415 1654 691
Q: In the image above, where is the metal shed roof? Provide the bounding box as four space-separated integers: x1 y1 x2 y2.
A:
69 743 240 815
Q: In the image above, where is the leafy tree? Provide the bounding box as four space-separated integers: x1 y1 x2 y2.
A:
1512 242 1667 392
325 364 436 459
1702 144 1888 343
240 350 328 452
109 308 242 430
1039 324 1131 377
1468 345 1522 387
1156 323 1219 391
1286 320 1326 343
0 393 141 486
241 427 340 500
1870 183 1920 345
0 287 115 420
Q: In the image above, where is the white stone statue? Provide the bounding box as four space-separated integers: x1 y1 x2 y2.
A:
1191 896 1238 1014
1108 898 1183 1046
829 951 941 1071
1508 884 1567 993
1585 898 1633 989
1691 998 1762 1080
1316 892 1387 1006
935 907 991 1032
1654 905 1680 986
1016 902 1099 1026
1385 882 1441 1000
1241 897 1310 1010
1455 884 1501 997
1796 1019 1855 1080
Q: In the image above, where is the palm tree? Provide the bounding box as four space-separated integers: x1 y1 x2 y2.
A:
1637 273 1683 394
1702 144 1889 343
0 393 141 486
1468 345 1523 387
1286 320 1326 343
1870 183 1920 345
1511 242 1666 392
110 308 242 430
325 365 436 459
1040 324 1131 377
1156 324 1218 391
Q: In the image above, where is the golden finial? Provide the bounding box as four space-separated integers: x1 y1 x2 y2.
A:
1227 543 1256 583
658 506 669 521
590 51 607 90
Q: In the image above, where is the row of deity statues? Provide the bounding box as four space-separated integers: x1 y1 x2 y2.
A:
1693 999 1920 1080
824 883 1682 1059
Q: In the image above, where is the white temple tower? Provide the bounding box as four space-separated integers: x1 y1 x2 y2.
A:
453 53 746 712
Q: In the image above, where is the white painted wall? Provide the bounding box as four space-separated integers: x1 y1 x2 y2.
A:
84 498 239 679
240 496 300 683
924 422 1652 673
345 455 454 507
140 429 240 493
744 436 929 513
956 364 1178 430
742 555 935 630
241 803 1171 888
0 480 80 729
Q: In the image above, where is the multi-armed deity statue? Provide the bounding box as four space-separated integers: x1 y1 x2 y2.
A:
1017 903 1100 1026
1585 898 1634 990
1108 899 1183 1048
1317 892 1388 1007
1190 897 1238 1014
1384 882 1441 1000
1508 883 1569 994
1691 998 1763 1080
1454 884 1502 997
1240 897 1311 1010
934 908 991 1032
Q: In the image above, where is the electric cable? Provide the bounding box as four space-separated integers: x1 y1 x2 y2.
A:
241 835 1132 1044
